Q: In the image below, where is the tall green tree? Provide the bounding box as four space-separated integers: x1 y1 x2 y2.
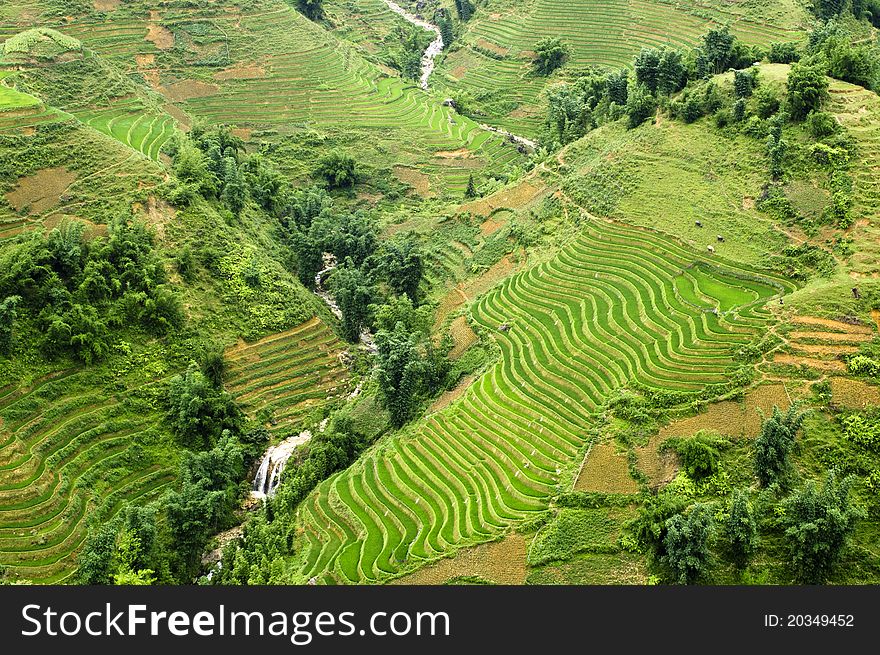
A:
725 489 758 570
661 504 714 584
786 59 829 120
754 405 806 486
316 151 357 188
626 82 656 128
375 322 424 427
221 157 247 216
634 47 662 94
657 48 688 94
0 295 20 356
166 369 243 450
783 471 863 583
382 235 423 301
331 263 374 343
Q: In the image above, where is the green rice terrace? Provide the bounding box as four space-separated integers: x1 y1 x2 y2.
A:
0 0 879 587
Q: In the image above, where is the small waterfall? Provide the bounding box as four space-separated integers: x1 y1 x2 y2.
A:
251 429 313 499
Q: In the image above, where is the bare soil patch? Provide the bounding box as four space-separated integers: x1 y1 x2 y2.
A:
508 105 541 119
429 373 477 414
448 315 478 359
462 180 543 217
132 195 175 240
660 385 792 441
475 38 508 56
393 165 432 197
5 167 76 214
163 103 191 129
479 217 505 236
161 80 219 102
93 0 120 11
791 343 859 355
436 255 521 317
146 12 174 50
43 214 108 239
791 316 873 334
830 377 880 409
434 148 473 159
214 62 267 81
575 443 638 494
789 330 872 343
393 533 528 585
773 353 846 371
450 65 468 79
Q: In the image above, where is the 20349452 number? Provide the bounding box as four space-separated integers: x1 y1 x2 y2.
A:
787 615 854 627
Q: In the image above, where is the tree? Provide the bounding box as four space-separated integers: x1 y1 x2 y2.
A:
666 431 724 480
661 504 714 584
437 11 454 48
166 369 243 449
783 471 863 583
626 82 656 129
734 69 757 99
657 48 688 95
331 263 374 343
316 151 357 189
532 37 570 75
464 173 478 199
221 157 247 216
375 322 424 427
0 295 20 356
199 346 226 388
700 25 737 75
629 493 690 564
766 112 788 179
296 0 323 20
725 489 758 569
606 69 629 106
754 405 806 486
769 41 800 64
382 235 423 301
634 47 661 95
454 0 473 21
786 59 829 121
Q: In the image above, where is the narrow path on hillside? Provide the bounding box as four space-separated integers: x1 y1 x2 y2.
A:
381 1 538 151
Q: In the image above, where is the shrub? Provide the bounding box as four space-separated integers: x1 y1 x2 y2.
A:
315 151 357 189
725 489 758 569
661 504 714 584
532 38 570 75
664 431 726 479
769 42 801 64
782 471 863 583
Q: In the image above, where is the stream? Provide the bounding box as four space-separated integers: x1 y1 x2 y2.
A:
382 1 537 152
383 1 444 91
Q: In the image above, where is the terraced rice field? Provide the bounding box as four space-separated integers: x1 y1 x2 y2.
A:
77 100 175 162
225 318 350 434
0 372 176 583
50 2 522 194
295 219 793 583
440 0 805 135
